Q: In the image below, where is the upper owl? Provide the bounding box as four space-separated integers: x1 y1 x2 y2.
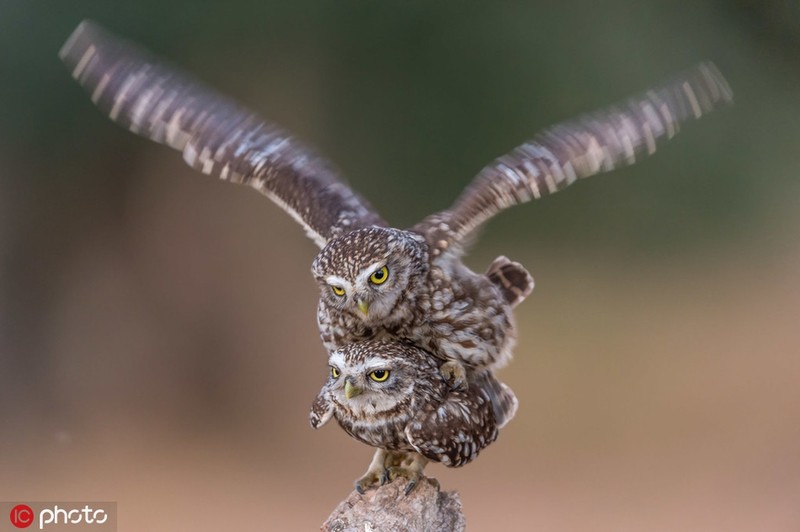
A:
60 21 732 373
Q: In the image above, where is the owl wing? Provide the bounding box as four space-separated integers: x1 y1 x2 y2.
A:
405 384 499 468
60 21 386 248
309 391 334 429
413 62 732 254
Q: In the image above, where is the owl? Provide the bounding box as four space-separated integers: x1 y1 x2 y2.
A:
310 340 510 494
60 22 732 430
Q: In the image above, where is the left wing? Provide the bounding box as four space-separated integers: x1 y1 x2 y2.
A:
60 20 386 248
413 62 732 254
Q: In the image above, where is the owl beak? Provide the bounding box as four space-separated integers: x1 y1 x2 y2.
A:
344 380 362 399
356 299 370 316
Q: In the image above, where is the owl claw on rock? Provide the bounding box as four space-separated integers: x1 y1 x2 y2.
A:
439 360 468 391
354 448 390 494
354 449 403 494
355 449 434 496
386 453 439 495
354 470 383 495
385 453 432 496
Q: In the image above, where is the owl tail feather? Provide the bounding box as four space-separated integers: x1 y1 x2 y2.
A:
474 371 518 429
486 256 534 308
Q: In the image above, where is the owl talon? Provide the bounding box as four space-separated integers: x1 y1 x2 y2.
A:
385 466 419 494
354 470 383 494
384 466 427 496
385 453 429 496
354 448 393 494
440 360 468 390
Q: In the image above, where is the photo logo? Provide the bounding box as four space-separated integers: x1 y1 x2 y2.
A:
10 504 34 528
4 503 116 531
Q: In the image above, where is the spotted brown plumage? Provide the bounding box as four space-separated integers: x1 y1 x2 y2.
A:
61 21 733 488
310 341 502 492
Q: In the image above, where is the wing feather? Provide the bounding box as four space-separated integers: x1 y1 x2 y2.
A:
414 62 732 252
60 20 385 247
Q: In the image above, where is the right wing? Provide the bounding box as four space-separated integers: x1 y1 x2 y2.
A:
413 62 732 254
60 20 386 248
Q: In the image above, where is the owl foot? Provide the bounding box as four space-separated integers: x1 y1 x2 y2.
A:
355 469 383 495
355 448 390 494
385 453 430 495
440 360 468 391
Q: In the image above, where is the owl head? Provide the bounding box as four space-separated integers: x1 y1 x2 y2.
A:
310 341 441 427
311 227 428 325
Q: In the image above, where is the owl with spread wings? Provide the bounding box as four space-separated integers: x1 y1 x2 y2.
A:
61 20 731 489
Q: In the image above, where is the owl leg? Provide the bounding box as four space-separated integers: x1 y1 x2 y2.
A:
355 448 391 494
385 452 432 495
440 360 468 391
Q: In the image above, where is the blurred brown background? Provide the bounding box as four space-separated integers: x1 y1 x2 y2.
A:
2 1 799 530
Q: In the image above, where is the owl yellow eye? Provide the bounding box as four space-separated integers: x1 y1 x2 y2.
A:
368 369 390 382
331 366 340 379
331 285 346 297
369 266 389 285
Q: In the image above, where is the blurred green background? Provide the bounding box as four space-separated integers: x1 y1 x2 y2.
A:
2 1 799 530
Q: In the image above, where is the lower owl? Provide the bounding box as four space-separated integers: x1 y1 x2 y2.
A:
310 340 516 494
